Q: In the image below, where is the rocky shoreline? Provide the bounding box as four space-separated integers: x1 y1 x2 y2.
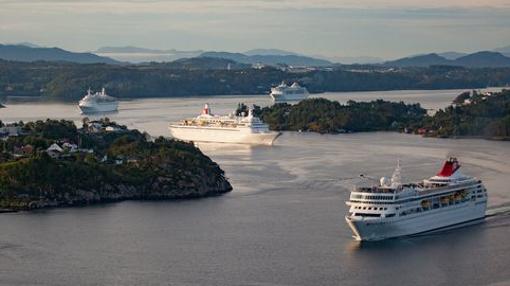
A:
0 119 233 212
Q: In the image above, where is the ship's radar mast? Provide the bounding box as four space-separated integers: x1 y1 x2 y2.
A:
391 160 402 187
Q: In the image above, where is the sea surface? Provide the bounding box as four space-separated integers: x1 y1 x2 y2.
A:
1 89 509 286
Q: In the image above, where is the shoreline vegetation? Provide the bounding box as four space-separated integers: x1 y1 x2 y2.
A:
0 119 232 212
243 89 510 140
415 89 510 140
1 60 510 100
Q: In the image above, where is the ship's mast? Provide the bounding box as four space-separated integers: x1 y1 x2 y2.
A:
391 160 402 187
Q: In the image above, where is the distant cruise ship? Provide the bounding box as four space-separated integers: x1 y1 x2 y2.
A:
269 82 309 103
169 104 281 145
78 88 118 114
345 157 487 241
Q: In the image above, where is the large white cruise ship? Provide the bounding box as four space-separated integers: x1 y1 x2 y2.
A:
269 82 309 103
345 157 487 241
168 104 281 145
78 88 118 114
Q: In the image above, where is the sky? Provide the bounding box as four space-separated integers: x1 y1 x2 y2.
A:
1 0 510 59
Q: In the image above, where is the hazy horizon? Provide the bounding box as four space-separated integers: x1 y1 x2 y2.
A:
1 0 510 59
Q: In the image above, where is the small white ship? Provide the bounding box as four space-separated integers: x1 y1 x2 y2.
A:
169 104 281 145
345 157 487 241
269 82 309 103
78 88 118 114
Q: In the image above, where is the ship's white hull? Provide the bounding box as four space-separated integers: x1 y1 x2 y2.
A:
78 102 118 114
169 125 281 145
346 201 486 241
270 92 308 103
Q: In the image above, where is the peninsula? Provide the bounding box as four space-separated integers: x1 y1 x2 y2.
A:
0 119 232 212
410 89 510 140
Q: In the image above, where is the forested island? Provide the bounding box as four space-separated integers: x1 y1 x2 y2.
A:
243 89 510 140
0 119 232 212
248 99 427 133
1 59 510 99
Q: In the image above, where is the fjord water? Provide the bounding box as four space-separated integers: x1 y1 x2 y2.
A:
1 89 510 286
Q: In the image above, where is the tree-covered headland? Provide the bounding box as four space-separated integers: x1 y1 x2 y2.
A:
414 89 510 139
0 119 232 211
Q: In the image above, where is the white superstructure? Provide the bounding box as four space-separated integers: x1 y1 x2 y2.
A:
345 158 487 241
78 88 118 114
269 82 309 103
168 104 281 145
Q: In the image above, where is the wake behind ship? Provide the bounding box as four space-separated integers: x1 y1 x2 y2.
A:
345 157 488 241
168 104 281 145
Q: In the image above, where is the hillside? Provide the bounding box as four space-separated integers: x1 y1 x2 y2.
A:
454 51 510 68
1 60 510 99
0 44 119 64
384 53 451 67
0 119 232 211
384 51 510 68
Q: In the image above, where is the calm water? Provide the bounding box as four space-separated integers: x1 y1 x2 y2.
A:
1 90 510 286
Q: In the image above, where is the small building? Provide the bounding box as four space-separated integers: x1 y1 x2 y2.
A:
46 143 64 158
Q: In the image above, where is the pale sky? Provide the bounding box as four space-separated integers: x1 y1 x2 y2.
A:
1 0 509 59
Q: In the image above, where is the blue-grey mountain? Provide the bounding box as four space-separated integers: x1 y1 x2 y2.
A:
384 51 510 68
200 51 332 67
0 44 119 64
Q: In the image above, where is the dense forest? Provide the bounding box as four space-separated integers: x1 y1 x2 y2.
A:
0 119 232 211
1 59 509 100
416 89 510 139
250 98 427 133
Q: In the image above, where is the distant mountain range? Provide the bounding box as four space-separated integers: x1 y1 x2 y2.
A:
4 42 510 68
95 46 374 65
383 51 510 68
0 44 119 64
159 57 250 70
199 51 332 67
94 46 204 63
95 46 331 66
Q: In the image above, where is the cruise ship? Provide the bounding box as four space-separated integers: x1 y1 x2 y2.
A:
345 157 487 241
78 88 118 114
269 82 309 103
168 104 281 145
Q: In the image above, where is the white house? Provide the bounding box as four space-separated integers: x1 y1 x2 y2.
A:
46 143 64 158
